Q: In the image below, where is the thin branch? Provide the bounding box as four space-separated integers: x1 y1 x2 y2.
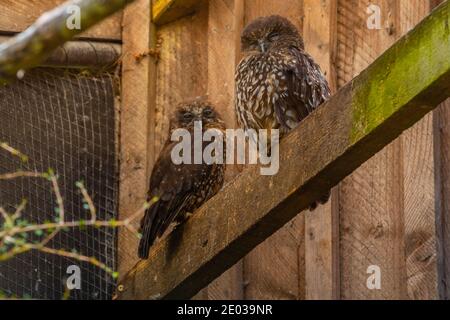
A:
0 142 28 162
36 246 115 276
0 0 136 85
49 174 65 224
0 208 10 223
77 182 96 223
0 171 44 180
0 141 151 281
11 199 28 221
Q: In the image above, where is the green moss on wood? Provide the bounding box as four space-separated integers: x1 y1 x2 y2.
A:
350 0 450 144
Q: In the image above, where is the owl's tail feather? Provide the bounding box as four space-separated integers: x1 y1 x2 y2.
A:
138 201 163 259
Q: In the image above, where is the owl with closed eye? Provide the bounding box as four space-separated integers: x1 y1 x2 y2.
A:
235 15 331 209
138 98 226 259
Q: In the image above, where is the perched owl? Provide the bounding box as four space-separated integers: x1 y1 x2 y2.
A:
138 99 226 259
235 15 331 209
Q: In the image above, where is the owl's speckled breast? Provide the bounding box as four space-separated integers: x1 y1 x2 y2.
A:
235 51 300 134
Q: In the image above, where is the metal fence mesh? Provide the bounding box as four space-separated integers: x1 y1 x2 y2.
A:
0 68 119 300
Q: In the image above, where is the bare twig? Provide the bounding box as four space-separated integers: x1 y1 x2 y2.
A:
0 171 43 180
49 173 65 224
0 208 10 224
0 147 152 278
0 142 28 162
11 199 27 221
77 182 96 223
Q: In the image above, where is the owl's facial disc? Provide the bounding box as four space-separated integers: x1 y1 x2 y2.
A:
173 101 224 131
241 15 303 54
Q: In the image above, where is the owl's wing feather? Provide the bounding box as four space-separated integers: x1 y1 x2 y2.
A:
138 141 199 259
275 48 331 130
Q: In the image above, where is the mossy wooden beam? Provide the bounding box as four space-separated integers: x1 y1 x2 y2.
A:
152 0 202 25
0 0 135 85
116 1 450 300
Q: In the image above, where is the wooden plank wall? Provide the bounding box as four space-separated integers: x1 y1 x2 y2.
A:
303 0 339 300
336 0 437 300
436 98 450 300
119 0 157 277
433 0 450 301
118 0 447 300
153 0 244 299
337 0 406 295
201 0 244 299
400 1 438 300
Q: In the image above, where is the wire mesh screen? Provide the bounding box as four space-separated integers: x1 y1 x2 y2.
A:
0 68 119 300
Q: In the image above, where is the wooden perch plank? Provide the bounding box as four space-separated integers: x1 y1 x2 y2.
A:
152 0 202 25
116 1 450 300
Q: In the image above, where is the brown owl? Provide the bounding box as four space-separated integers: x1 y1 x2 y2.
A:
235 15 331 209
138 98 226 259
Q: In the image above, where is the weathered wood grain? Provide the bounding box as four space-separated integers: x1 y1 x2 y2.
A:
152 0 203 25
435 98 450 300
337 0 404 300
154 6 208 154
432 0 449 304
118 0 156 277
0 0 122 40
116 2 450 299
337 0 438 300
204 0 244 300
303 0 340 300
399 0 438 300
153 2 230 299
243 0 304 29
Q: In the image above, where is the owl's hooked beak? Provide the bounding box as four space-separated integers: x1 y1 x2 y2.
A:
258 40 267 53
